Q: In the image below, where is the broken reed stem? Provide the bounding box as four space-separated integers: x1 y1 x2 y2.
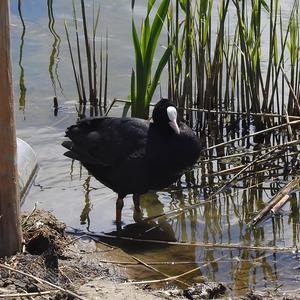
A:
0 263 86 300
125 256 225 285
21 202 37 228
201 138 300 163
204 119 300 152
204 164 282 178
98 253 272 266
0 291 55 298
131 255 190 287
270 194 290 214
67 230 298 253
143 147 278 222
203 149 299 178
109 98 300 120
99 260 194 265
207 148 277 195
249 178 300 226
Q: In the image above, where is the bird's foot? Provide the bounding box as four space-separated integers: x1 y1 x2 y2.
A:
133 208 144 223
114 220 124 231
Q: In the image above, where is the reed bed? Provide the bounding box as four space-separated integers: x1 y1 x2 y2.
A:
163 0 300 134
65 0 300 266
66 0 300 126
65 0 108 117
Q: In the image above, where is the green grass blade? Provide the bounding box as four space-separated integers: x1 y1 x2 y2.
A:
147 0 156 13
141 15 150 59
146 44 173 105
132 19 146 105
144 0 170 85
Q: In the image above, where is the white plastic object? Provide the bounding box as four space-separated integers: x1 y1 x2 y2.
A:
17 138 38 199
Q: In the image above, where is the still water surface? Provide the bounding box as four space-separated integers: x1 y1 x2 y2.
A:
11 0 300 296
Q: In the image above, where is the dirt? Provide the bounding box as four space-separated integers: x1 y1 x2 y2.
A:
0 210 227 300
1 210 299 299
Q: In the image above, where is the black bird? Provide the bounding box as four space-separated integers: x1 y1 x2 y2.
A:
62 99 201 227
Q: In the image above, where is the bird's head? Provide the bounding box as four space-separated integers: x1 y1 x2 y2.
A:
152 98 180 135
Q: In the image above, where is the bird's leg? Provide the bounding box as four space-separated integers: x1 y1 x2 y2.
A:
133 194 143 222
116 196 124 230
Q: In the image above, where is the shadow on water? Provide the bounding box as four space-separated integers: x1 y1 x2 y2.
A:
17 0 26 111
47 0 63 98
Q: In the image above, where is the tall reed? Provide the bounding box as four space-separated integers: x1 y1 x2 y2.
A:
65 0 108 116
164 0 300 134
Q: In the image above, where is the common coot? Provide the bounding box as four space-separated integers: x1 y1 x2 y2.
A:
62 99 201 227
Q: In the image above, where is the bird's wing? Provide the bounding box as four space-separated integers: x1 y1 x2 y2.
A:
64 117 148 166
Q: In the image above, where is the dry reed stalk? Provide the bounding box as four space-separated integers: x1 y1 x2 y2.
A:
124 256 225 285
98 253 272 265
0 291 55 298
107 98 300 120
204 119 300 152
164 179 283 219
205 165 282 179
202 139 300 163
270 194 290 214
0 263 86 300
249 178 300 226
21 203 37 228
141 148 278 223
74 231 298 253
131 255 190 287
98 260 198 265
203 148 298 178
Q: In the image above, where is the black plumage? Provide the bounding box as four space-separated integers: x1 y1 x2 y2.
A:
62 99 201 227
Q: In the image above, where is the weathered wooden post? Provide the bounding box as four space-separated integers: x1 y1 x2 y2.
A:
0 0 23 257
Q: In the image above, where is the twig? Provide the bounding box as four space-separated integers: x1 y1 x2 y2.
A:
203 119 300 152
201 139 300 163
203 149 297 178
143 147 278 222
270 194 290 214
124 256 225 285
131 255 190 287
111 98 300 120
104 98 116 116
72 232 297 253
249 178 300 226
98 260 195 265
0 263 86 300
97 253 272 265
22 203 38 228
59 266 74 285
0 290 55 298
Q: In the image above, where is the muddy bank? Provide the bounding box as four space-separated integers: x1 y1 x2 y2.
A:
0 210 299 299
0 210 226 299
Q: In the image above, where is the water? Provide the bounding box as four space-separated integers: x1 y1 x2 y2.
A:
11 0 300 297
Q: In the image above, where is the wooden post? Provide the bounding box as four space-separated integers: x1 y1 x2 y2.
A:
0 0 23 257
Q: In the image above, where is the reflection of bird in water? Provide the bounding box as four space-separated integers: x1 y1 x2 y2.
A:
108 219 176 243
62 99 201 229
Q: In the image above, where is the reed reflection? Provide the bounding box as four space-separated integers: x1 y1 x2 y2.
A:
80 176 92 231
47 0 63 98
17 0 26 111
